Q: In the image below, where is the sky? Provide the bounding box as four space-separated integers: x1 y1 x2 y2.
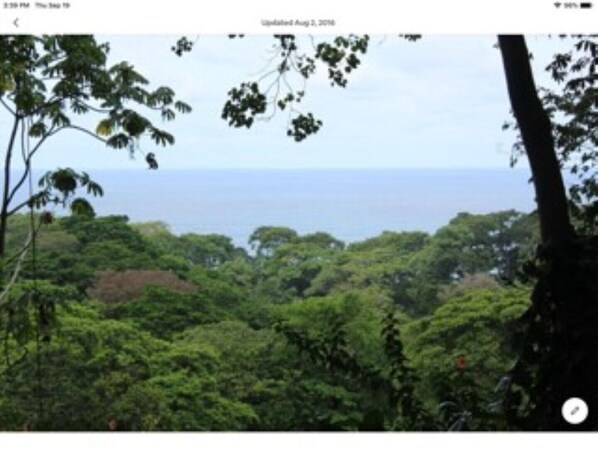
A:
1 35 569 170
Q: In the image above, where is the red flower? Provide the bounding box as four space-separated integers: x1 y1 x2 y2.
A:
455 355 467 372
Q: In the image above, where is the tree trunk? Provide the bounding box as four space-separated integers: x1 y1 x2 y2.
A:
498 35 574 246
498 35 598 431
0 116 20 261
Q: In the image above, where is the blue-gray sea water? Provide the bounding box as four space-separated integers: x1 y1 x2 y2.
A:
6 169 543 247
76 169 537 247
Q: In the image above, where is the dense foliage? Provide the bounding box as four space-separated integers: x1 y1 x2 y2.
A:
0 210 537 430
0 35 191 263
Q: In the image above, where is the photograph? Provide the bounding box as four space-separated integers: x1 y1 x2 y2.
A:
0 29 596 435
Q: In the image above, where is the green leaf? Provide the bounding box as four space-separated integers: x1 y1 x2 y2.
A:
174 101 192 113
29 121 47 137
86 181 104 197
161 108 175 121
122 111 150 137
150 129 175 146
51 168 77 194
70 197 96 217
107 133 131 149
96 119 113 136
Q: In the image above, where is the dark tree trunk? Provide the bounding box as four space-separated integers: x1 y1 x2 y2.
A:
498 35 574 246
498 35 598 431
0 116 20 261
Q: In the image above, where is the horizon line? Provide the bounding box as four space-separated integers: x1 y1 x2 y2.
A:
17 166 531 172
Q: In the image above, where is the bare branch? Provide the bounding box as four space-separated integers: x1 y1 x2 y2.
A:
7 198 36 217
249 48 285 78
0 222 42 307
262 74 282 96
0 98 15 116
308 35 318 52
256 67 282 85
258 79 281 123
1 116 21 256
281 72 295 97
77 101 112 114
6 124 56 207
61 124 108 144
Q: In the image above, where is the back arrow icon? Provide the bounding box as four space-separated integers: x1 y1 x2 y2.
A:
13 18 19 28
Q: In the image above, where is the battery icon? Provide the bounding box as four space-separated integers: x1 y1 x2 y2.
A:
580 2 592 7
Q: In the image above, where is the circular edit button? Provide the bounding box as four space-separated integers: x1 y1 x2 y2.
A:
562 398 589 425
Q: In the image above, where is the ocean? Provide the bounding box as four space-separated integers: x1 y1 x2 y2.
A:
68 168 538 247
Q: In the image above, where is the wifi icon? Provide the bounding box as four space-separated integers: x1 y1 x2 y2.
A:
555 1 562 6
